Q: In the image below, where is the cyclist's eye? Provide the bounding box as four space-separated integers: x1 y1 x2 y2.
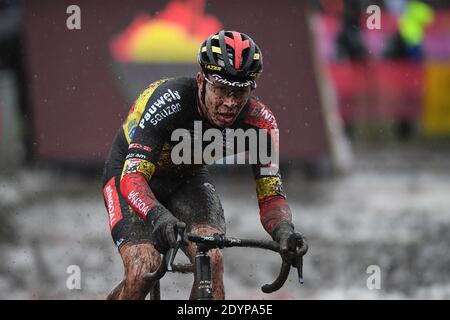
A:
234 89 249 97
217 87 228 95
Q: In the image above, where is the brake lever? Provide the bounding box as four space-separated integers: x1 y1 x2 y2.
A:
294 254 304 284
288 234 308 285
166 222 186 271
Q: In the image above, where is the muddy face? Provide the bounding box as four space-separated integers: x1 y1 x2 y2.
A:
197 72 251 128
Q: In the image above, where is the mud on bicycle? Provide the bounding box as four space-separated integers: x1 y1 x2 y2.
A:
144 222 308 300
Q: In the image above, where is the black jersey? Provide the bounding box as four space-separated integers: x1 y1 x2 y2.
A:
108 76 285 203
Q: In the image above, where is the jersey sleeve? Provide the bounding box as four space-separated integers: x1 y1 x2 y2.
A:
119 79 184 220
244 99 292 235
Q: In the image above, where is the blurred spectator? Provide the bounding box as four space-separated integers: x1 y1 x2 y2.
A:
335 0 368 60
0 0 30 162
382 1 434 140
0 0 20 68
384 0 408 17
384 0 434 60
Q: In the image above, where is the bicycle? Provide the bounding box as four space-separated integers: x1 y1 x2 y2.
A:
144 222 307 300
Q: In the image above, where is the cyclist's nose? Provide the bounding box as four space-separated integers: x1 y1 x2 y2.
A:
222 94 239 108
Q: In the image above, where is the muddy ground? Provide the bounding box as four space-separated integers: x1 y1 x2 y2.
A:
1 142 450 299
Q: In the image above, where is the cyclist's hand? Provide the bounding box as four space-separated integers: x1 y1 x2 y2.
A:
272 221 308 264
150 209 181 254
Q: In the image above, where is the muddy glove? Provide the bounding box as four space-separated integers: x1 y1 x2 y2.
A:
148 206 181 254
272 221 308 264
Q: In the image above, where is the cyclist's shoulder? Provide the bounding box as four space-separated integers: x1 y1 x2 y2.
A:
133 77 196 105
134 76 197 130
242 96 278 130
143 76 196 97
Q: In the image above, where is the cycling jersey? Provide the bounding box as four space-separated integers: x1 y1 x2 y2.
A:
103 76 292 244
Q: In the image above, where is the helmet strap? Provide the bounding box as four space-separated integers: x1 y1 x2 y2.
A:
196 71 207 119
201 76 207 106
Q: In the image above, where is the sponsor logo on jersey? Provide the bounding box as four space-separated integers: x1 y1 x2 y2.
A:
149 103 182 126
128 143 153 153
126 153 148 160
103 178 123 230
139 88 182 129
249 104 277 128
127 119 137 140
127 190 151 215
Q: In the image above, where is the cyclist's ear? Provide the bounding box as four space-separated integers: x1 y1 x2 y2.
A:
196 72 204 87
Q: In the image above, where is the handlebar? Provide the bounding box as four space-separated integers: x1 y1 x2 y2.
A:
144 222 306 294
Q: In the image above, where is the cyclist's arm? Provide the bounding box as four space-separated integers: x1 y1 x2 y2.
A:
119 142 162 221
119 82 172 222
246 100 293 235
254 171 292 235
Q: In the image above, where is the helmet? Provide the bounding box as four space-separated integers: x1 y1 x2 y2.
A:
198 30 263 87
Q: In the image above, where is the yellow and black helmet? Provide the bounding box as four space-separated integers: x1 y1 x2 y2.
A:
198 30 263 87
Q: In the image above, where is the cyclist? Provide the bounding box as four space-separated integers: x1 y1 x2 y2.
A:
102 30 308 300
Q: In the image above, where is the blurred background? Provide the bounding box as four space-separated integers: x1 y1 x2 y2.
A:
1 0 450 299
